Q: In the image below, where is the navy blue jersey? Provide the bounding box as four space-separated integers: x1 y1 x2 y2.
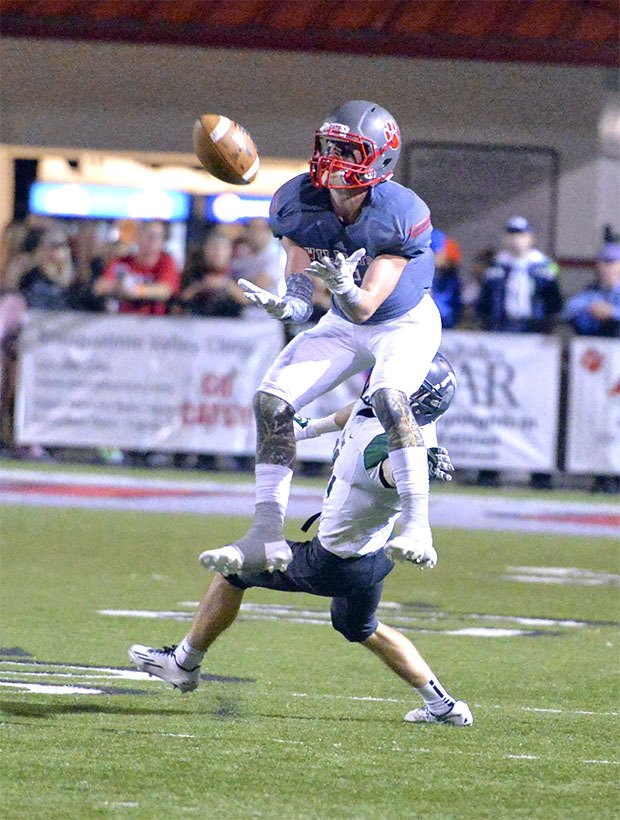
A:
269 173 434 324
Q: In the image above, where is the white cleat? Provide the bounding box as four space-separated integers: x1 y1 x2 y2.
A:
199 541 293 575
128 644 200 693
198 545 244 576
263 540 293 573
404 700 473 727
385 534 438 569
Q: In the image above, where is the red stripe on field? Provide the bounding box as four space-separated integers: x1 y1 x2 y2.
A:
0 482 235 499
0 481 321 503
494 511 620 527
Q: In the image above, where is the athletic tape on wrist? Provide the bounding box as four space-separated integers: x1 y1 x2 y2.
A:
314 413 340 435
284 273 314 322
334 284 362 311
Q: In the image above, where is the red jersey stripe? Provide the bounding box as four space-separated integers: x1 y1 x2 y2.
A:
408 215 431 239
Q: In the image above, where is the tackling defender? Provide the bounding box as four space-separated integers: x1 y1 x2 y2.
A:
200 100 441 576
129 355 473 727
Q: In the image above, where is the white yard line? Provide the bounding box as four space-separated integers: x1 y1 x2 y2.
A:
96 601 618 634
291 692 619 718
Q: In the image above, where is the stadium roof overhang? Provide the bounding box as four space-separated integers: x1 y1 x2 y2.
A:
1 0 618 68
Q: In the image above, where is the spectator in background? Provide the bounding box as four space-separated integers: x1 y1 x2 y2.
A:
0 291 27 457
0 219 30 292
92 220 180 315
18 225 78 311
476 217 562 490
232 234 251 263
231 217 286 321
476 217 562 334
72 221 116 312
444 235 462 270
175 229 255 473
91 220 179 468
178 230 247 318
562 241 620 495
430 229 462 329
562 242 620 338
2 224 75 461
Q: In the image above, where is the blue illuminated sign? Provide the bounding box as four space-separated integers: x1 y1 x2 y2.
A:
29 183 190 220
205 193 272 224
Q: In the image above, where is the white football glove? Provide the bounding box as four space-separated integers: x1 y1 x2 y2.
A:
427 447 454 481
306 248 366 295
238 278 292 320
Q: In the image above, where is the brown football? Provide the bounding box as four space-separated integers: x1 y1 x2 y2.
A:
193 114 260 185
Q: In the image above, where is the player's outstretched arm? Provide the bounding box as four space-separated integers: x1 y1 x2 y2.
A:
238 237 316 322
238 279 295 320
294 402 355 441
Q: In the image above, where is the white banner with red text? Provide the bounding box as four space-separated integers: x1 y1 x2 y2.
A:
565 337 620 474
15 311 287 454
14 311 363 459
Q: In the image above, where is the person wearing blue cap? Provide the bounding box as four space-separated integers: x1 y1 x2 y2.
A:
504 216 531 234
475 217 562 490
562 241 620 494
562 242 620 338
476 216 562 334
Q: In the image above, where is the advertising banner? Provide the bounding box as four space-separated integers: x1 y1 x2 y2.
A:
565 337 620 474
15 316 568 470
437 331 561 470
15 311 285 454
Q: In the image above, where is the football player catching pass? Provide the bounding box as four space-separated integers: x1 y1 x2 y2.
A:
129 355 473 727
199 100 441 576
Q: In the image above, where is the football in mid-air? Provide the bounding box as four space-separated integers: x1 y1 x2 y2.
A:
193 114 259 185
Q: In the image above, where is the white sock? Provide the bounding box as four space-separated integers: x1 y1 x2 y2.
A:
255 464 293 510
416 678 456 715
174 638 204 670
388 447 429 529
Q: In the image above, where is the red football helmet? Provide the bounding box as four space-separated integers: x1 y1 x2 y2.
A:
309 100 402 190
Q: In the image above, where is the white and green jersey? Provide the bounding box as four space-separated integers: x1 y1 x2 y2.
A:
318 401 437 558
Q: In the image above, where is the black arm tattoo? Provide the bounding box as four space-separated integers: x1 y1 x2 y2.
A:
284 273 314 323
253 390 296 467
372 387 425 449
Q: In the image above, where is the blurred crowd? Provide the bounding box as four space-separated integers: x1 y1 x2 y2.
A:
1 213 619 492
2 213 619 336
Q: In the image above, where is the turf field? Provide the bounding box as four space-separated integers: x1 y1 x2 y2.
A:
1 476 619 819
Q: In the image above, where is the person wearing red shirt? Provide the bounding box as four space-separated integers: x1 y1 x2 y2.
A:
93 220 180 315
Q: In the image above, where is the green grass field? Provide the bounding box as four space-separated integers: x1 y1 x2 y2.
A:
1 491 619 819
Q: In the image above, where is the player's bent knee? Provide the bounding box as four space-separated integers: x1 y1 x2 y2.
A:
253 390 295 423
371 387 409 425
331 600 378 643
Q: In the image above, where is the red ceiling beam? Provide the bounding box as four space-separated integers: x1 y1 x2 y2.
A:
0 10 617 67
